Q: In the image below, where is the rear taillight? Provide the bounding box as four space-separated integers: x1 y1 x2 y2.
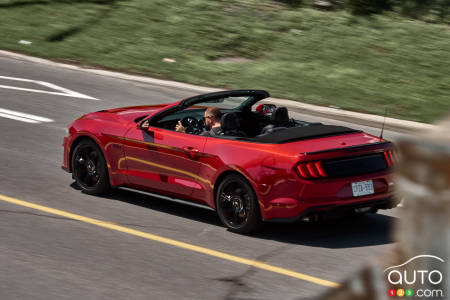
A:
297 164 309 178
383 152 391 167
296 161 328 179
383 149 397 167
306 162 320 178
315 161 327 177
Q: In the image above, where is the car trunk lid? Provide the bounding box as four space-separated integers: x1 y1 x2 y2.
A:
286 132 395 180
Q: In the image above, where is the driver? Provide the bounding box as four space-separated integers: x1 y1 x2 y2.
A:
175 106 223 136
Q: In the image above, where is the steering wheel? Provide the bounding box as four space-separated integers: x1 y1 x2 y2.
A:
181 116 201 134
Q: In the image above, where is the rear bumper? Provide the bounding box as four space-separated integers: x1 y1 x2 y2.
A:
258 168 396 221
265 196 399 223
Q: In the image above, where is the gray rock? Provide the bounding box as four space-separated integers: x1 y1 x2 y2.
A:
314 0 332 10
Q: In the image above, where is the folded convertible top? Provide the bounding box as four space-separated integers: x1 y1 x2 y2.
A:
251 125 362 144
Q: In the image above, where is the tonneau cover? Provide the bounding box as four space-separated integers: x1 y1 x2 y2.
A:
252 125 361 144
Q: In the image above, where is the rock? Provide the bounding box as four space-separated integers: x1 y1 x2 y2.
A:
162 58 176 63
314 0 332 10
289 29 303 35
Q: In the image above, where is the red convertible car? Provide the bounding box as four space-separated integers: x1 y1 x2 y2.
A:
62 90 398 233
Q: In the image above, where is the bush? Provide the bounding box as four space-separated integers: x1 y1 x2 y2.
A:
396 0 450 21
277 0 303 7
346 0 449 22
347 0 392 15
399 0 433 18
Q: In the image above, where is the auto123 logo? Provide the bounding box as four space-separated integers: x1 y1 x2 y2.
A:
384 255 446 298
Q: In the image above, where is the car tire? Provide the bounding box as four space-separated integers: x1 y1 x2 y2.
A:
216 174 262 234
71 139 110 195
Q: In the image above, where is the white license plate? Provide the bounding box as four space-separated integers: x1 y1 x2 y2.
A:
351 180 374 197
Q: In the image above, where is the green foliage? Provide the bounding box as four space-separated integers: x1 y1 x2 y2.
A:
399 0 434 18
277 0 303 7
346 0 450 21
1 0 449 123
396 0 450 21
347 0 392 15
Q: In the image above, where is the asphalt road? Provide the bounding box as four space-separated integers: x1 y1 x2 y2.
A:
0 55 403 300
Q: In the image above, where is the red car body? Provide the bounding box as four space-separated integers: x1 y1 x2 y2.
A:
62 90 398 223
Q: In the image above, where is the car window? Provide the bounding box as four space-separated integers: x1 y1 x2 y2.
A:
156 108 204 124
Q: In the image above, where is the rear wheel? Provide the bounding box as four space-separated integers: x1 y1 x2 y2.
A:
72 139 110 195
216 174 262 233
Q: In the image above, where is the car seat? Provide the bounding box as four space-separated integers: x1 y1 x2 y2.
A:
220 113 247 137
260 107 290 135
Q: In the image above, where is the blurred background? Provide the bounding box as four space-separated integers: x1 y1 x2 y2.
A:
1 0 449 123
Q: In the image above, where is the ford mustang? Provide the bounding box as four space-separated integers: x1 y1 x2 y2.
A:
62 90 398 233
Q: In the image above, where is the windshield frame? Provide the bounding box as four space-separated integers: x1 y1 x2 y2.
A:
144 90 270 126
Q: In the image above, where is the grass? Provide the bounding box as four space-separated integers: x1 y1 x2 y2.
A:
0 0 449 123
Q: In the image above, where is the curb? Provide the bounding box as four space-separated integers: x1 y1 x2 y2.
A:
0 50 436 133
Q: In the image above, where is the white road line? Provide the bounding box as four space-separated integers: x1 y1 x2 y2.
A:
0 75 33 82
0 75 98 100
36 81 98 100
0 108 54 124
0 112 39 123
0 84 97 99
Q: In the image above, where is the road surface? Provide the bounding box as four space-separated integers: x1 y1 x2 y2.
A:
0 55 402 300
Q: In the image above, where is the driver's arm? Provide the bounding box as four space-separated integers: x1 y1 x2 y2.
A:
175 120 186 133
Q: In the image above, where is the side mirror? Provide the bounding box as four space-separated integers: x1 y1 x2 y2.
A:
137 119 150 130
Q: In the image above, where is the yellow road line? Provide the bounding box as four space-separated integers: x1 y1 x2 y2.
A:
0 193 340 288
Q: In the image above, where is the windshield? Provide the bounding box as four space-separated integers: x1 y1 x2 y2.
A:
193 96 253 110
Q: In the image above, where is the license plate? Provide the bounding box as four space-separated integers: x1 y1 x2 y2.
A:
351 180 374 197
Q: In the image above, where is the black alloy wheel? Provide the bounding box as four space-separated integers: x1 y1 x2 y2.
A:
216 174 262 233
72 139 110 195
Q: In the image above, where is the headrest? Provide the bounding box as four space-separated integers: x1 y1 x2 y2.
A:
271 107 289 125
221 113 240 131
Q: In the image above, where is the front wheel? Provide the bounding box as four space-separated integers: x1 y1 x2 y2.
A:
216 174 262 234
71 139 110 195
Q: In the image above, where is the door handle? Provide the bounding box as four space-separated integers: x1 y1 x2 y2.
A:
183 146 199 153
